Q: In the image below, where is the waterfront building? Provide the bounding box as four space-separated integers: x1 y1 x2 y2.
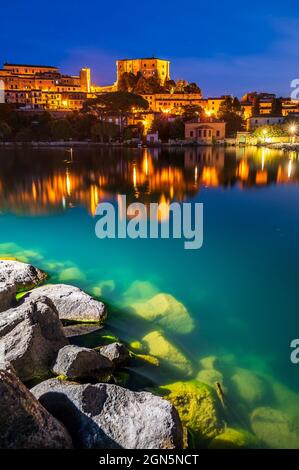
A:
185 118 226 143
247 115 284 130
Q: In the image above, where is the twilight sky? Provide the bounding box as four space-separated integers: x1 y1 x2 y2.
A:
1 0 298 97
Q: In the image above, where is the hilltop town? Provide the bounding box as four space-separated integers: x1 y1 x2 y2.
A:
0 57 298 145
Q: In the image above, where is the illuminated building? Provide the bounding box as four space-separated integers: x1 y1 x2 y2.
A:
0 62 94 110
142 92 202 113
185 118 226 143
116 58 170 85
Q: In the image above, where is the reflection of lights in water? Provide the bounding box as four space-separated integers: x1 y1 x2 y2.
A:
90 185 99 216
66 169 72 196
237 159 249 181
133 165 137 188
288 160 292 179
144 154 148 176
194 166 198 183
62 196 66 209
261 148 265 170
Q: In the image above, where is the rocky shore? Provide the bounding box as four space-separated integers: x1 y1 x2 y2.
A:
1 259 298 450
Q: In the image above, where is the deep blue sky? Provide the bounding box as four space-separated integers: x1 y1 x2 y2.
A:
1 0 298 97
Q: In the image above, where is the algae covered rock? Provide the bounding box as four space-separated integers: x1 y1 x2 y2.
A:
131 293 194 334
142 331 193 377
196 368 224 389
250 407 299 449
160 381 224 447
0 260 46 292
230 368 267 407
209 427 260 449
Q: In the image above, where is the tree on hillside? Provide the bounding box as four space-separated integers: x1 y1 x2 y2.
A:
272 98 282 116
83 91 149 136
183 82 202 94
181 104 204 121
252 96 260 116
117 72 139 92
218 96 244 137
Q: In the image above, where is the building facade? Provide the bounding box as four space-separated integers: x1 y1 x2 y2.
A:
143 92 202 113
116 58 170 84
0 63 94 110
185 118 226 143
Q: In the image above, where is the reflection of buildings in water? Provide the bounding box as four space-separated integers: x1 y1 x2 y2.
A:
0 147 298 216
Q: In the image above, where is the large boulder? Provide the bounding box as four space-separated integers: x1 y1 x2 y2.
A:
99 342 130 366
159 381 224 447
142 331 193 377
27 284 106 323
0 297 68 381
250 407 299 449
0 260 46 292
32 379 183 449
0 282 16 313
130 293 194 334
0 367 72 449
53 345 113 381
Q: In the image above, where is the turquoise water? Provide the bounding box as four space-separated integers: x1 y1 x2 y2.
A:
1 145 299 447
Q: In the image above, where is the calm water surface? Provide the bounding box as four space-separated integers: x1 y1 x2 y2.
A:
1 145 299 447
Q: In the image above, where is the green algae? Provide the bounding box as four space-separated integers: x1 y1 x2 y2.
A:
209 427 260 449
158 380 225 448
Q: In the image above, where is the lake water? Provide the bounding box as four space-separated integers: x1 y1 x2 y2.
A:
1 145 299 448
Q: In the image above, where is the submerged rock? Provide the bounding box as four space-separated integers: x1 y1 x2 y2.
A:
230 368 267 407
53 345 113 381
196 368 224 388
131 293 194 334
209 427 260 449
0 282 16 313
99 342 130 366
142 331 193 376
0 367 72 449
0 297 68 381
251 406 299 449
0 260 46 292
159 381 224 447
32 379 183 449
58 267 86 283
27 284 107 323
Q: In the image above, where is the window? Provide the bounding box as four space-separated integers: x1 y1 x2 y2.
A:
190 131 194 137
203 130 207 137
216 130 220 137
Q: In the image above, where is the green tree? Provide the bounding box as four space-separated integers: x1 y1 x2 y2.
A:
51 119 72 140
218 96 244 137
184 82 202 94
83 91 149 137
181 104 204 121
253 124 288 139
272 98 282 116
0 121 12 141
